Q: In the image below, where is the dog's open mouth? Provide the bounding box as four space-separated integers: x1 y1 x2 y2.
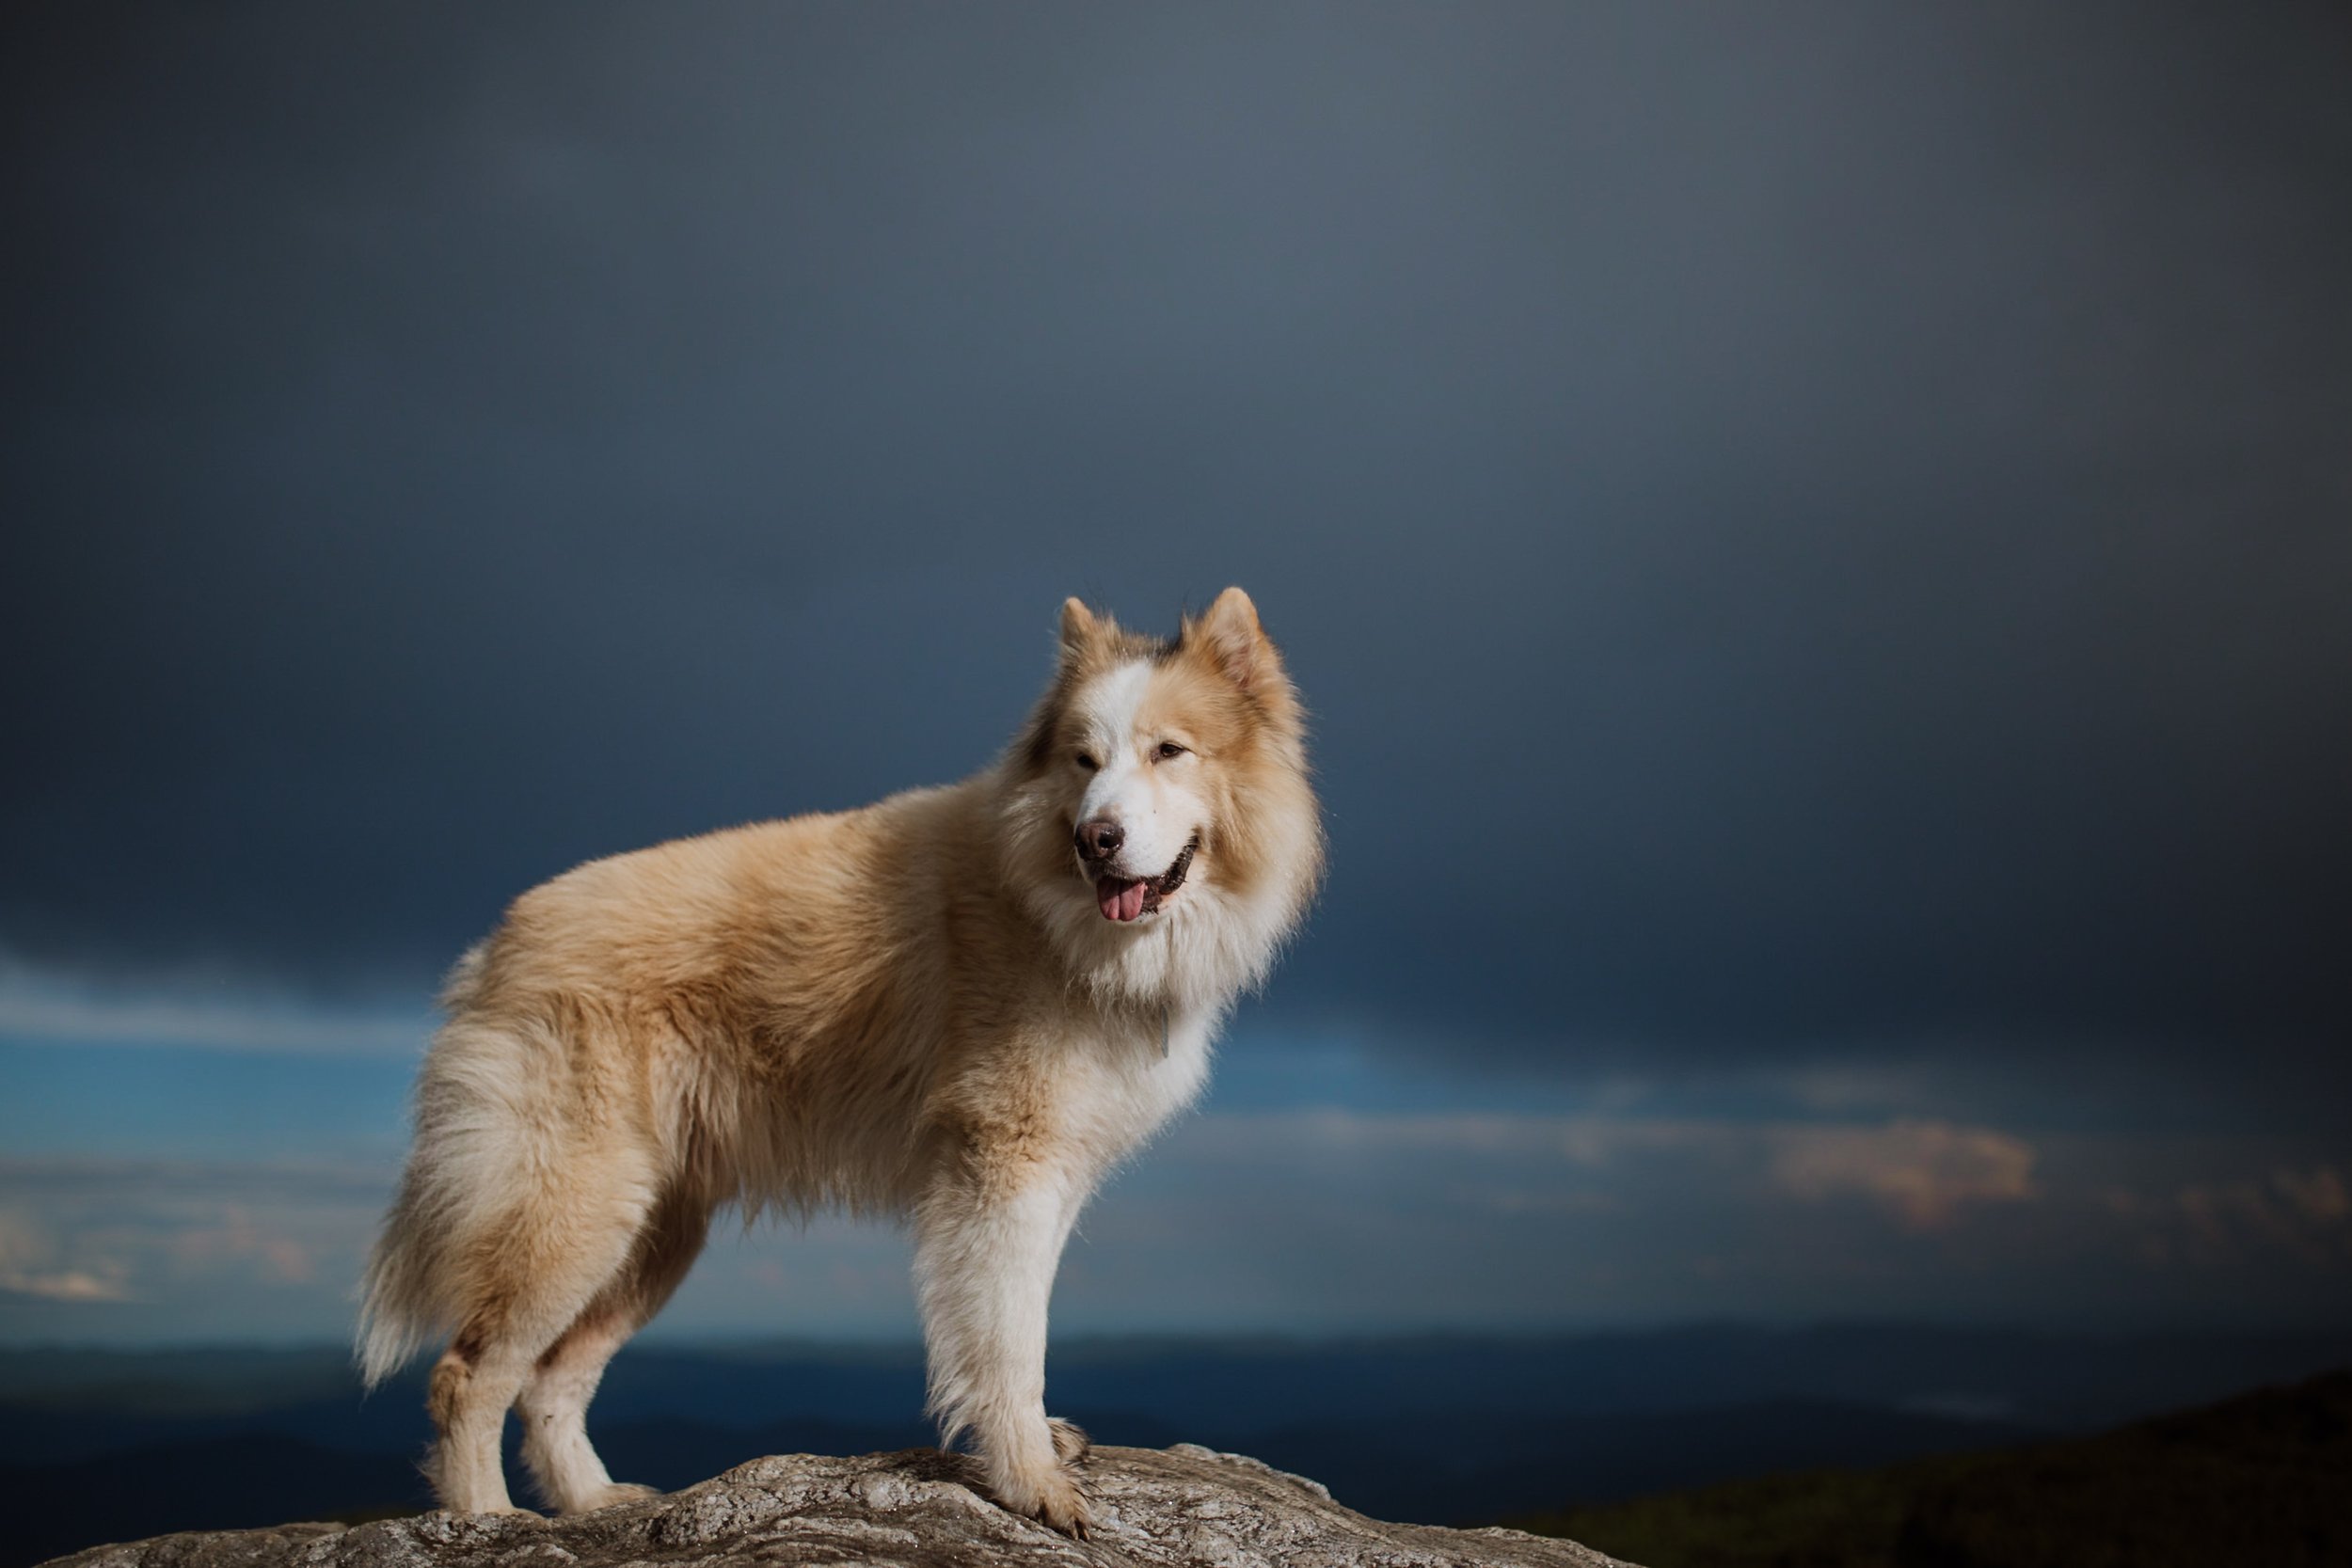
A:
1095 837 1198 923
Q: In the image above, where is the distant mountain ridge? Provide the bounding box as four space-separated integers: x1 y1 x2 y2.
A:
1512 1368 2352 1568
7 1321 2347 1438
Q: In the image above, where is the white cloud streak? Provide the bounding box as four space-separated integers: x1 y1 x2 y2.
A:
0 954 429 1056
1175 1109 2041 1228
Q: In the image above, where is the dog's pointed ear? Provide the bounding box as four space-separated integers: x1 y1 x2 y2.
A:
1058 597 1103 662
1187 586 1279 694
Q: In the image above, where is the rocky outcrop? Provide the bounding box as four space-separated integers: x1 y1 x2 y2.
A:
41 1443 1631 1568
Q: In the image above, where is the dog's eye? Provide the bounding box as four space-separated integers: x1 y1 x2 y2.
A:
1075 752 1099 772
1154 741 1188 761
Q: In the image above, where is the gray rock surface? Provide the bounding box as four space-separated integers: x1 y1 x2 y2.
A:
40 1444 1633 1568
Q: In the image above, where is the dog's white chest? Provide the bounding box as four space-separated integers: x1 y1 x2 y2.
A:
1134 1007 1216 1117
1058 1007 1216 1159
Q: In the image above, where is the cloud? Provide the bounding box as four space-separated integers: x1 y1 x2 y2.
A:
1156 1108 2050 1244
0 1159 389 1338
1181 1105 2043 1233
0 1269 133 1304
2273 1165 2350 1226
0 953 428 1056
0 1206 132 1304
1080 1111 2352 1329
1768 1119 2039 1230
168 1207 317 1286
2147 1165 2352 1268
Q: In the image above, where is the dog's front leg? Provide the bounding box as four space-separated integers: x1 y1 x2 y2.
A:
913 1164 1091 1536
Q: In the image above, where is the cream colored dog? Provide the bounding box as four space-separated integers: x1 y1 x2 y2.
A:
358 588 1321 1534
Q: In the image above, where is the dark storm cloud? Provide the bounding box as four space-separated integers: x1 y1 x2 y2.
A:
5 6 2348 1109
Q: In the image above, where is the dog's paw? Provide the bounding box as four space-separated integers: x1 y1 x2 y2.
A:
565 1481 660 1513
1047 1417 1092 1465
988 1459 1092 1539
1025 1469 1092 1539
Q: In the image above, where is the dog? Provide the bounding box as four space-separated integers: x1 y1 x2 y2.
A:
357 587 1321 1534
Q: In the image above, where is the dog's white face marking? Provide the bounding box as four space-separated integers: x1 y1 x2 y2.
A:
993 591 1318 1007
1072 658 1208 907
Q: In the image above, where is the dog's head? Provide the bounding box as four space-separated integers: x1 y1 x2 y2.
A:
1001 587 1322 1004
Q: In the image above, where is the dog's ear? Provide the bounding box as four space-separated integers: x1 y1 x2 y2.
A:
1058 597 1104 663
1188 586 1281 695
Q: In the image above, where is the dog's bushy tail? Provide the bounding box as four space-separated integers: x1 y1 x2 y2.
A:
356 1178 442 1387
356 947 502 1388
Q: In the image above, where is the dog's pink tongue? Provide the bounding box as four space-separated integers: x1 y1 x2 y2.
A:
1097 878 1147 922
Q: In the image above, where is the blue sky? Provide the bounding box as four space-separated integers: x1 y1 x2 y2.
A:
3 3 2348 1344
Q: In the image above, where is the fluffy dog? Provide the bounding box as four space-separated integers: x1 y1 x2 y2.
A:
357 588 1321 1534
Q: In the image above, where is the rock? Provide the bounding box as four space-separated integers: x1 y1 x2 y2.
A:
38 1444 1633 1568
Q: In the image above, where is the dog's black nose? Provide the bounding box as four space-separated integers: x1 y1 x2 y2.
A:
1075 818 1124 863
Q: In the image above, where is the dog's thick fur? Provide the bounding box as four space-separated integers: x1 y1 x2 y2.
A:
357 588 1320 1534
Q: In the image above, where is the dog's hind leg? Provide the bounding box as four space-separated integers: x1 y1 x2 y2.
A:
516 1187 712 1513
427 1334 538 1515
510 1314 642 1514
424 1168 658 1513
